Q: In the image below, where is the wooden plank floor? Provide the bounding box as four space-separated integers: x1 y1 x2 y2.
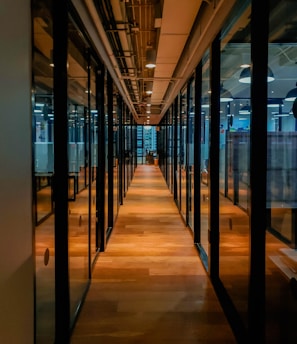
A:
70 164 237 343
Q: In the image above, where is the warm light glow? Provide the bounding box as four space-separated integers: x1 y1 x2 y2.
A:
145 48 156 69
239 66 275 83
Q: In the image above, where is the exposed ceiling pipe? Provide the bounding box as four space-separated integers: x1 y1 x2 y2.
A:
71 0 139 121
110 0 140 103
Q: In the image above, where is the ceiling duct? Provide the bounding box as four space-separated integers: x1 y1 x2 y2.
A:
72 0 139 120
73 0 235 124
110 0 140 102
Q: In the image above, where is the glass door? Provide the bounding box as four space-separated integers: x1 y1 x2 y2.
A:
180 89 187 220
67 17 94 326
32 1 55 341
200 50 211 262
188 79 195 229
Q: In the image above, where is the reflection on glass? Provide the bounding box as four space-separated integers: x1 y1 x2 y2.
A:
167 108 174 193
113 96 119 221
67 18 90 327
124 112 132 194
188 79 195 230
180 89 187 221
36 175 53 223
32 0 55 341
90 59 98 264
176 96 181 209
219 4 251 331
266 3 297 335
200 50 210 264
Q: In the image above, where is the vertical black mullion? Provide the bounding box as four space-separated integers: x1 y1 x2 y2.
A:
130 120 133 175
107 72 114 229
248 1 268 341
209 32 221 280
131 120 133 171
122 107 125 198
141 126 144 164
134 121 137 169
129 121 135 175
292 210 297 248
179 95 182 209
165 119 167 180
171 107 174 192
86 48 92 277
96 64 106 252
135 121 137 168
194 62 202 244
186 82 191 225
83 99 88 188
173 99 178 202
53 1 70 342
118 96 123 205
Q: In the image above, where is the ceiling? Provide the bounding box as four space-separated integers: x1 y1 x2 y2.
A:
74 0 235 124
33 0 236 124
33 0 297 125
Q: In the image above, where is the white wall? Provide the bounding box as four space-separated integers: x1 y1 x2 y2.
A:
0 1 34 343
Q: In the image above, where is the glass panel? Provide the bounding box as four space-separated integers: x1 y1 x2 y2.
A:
266 1 297 341
144 126 157 161
104 75 109 237
32 0 55 341
90 58 98 264
167 107 174 193
219 1 251 330
188 79 195 229
180 89 187 220
124 112 132 193
200 50 210 263
113 94 119 221
136 126 144 164
176 96 181 208
67 18 90 326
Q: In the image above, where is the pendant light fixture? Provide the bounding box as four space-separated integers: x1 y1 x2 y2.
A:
220 84 233 102
239 104 250 115
145 48 156 69
145 81 153 95
239 66 275 83
285 83 297 101
267 98 283 107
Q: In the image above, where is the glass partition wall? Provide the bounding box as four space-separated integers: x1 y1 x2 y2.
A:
200 51 211 264
217 0 297 341
67 18 94 327
113 92 120 224
90 59 98 265
123 110 133 196
32 1 55 341
151 0 297 341
32 2 101 341
175 96 181 209
265 1 297 342
167 107 174 193
180 88 188 222
218 1 251 336
188 79 195 230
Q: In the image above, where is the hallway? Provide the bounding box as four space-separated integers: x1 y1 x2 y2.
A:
70 164 236 343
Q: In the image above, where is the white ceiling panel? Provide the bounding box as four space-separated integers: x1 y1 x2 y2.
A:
80 0 205 123
161 0 203 35
153 82 169 95
154 63 176 78
156 35 188 63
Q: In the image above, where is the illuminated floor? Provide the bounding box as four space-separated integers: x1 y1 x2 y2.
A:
70 164 237 343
